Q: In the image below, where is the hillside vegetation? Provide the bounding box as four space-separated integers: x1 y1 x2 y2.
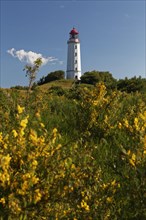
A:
0 76 146 219
35 70 146 93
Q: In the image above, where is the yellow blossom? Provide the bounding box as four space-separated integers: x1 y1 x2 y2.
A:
0 198 5 205
53 128 57 133
134 117 138 124
63 210 67 215
81 200 90 211
102 183 108 189
12 129 18 137
93 100 98 106
0 154 11 169
34 189 42 203
118 122 122 129
17 105 25 114
17 189 25 195
111 180 116 186
117 183 120 188
143 135 146 148
19 128 25 136
104 115 108 124
127 150 131 156
32 160 38 167
22 173 31 180
0 173 10 186
35 111 41 118
134 117 139 130
85 196 88 201
129 159 135 167
131 153 136 162
128 152 136 167
40 122 45 128
81 191 85 197
123 119 129 128
0 132 3 142
8 199 21 213
113 189 116 194
31 176 39 184
29 129 38 143
64 186 68 191
21 181 29 191
20 117 28 128
106 197 113 203
71 164 76 169
56 144 62 150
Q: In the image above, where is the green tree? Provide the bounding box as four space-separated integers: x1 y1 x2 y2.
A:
117 76 146 93
37 70 64 85
23 58 42 93
81 70 117 89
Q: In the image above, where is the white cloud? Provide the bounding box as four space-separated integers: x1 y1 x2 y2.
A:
7 48 58 66
7 48 15 56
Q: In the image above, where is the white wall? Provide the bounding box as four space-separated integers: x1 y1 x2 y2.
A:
66 39 82 79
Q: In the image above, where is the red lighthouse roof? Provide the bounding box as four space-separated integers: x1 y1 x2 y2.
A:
69 27 79 35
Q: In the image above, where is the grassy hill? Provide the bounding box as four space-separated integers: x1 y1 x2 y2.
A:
0 79 146 219
38 79 74 90
37 79 94 92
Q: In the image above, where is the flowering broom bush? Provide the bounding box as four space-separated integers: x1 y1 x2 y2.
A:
0 84 146 219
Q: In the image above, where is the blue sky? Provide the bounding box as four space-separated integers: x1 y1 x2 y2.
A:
1 0 145 88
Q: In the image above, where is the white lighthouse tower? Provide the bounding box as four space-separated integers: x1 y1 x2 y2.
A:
66 27 81 79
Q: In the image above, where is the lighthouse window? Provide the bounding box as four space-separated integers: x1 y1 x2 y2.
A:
75 60 77 63
75 45 77 49
75 52 77 56
75 67 77 71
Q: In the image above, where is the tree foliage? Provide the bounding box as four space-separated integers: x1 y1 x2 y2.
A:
117 76 146 93
80 70 117 89
80 71 146 93
37 70 65 85
23 58 42 92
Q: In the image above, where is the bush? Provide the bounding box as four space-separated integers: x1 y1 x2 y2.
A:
48 86 66 96
10 85 28 90
0 84 146 219
81 70 117 89
37 70 65 85
117 76 146 93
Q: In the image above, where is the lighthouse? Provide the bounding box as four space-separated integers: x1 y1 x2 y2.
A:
66 27 81 79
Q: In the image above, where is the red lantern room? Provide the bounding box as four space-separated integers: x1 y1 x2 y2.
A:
69 27 79 39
